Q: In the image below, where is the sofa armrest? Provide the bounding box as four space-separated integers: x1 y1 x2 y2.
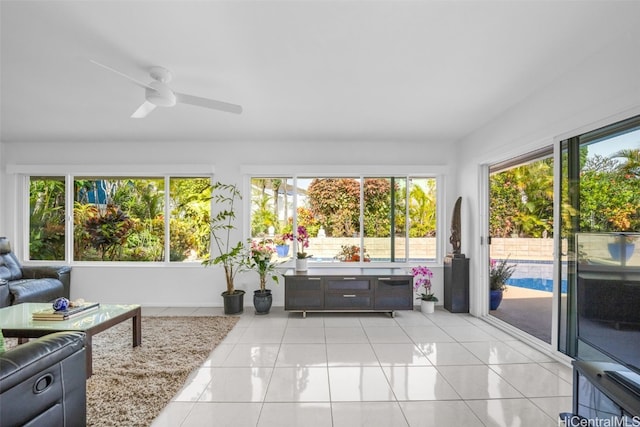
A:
0 279 9 308
0 331 86 427
21 265 71 298
0 331 85 388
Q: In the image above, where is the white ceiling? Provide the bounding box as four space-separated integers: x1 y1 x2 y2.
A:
1 0 639 144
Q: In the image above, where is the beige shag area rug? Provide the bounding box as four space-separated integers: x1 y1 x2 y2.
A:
86 315 239 427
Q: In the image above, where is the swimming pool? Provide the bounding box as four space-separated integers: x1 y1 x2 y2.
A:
502 260 568 294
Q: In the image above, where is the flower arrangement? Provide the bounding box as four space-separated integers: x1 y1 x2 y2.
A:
248 239 281 292
490 257 516 291
411 265 437 302
335 244 370 262
283 226 312 259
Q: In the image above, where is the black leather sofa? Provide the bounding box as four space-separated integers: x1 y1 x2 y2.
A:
0 331 87 427
0 237 71 308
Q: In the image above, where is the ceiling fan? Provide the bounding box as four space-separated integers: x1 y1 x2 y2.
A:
90 60 242 118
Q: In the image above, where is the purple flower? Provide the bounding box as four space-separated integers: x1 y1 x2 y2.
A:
411 266 436 301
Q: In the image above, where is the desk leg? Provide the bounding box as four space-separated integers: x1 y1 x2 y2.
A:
132 307 142 347
85 333 93 378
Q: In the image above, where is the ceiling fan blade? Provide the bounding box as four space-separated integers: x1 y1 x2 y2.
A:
175 92 242 114
131 101 157 118
90 59 156 91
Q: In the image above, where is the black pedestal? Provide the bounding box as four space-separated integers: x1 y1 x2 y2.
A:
444 255 469 313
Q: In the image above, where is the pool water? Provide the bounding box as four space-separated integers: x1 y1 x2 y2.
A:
502 260 568 294
506 277 567 294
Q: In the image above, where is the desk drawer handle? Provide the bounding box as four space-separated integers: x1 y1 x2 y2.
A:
379 277 391 280
307 278 321 281
343 294 356 298
342 277 356 280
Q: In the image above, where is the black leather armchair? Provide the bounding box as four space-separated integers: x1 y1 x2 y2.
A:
0 331 86 427
0 237 71 307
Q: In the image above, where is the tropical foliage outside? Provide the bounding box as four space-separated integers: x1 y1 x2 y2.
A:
29 177 211 261
250 177 437 240
490 148 640 239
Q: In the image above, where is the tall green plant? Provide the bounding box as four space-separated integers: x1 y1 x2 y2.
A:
202 182 247 295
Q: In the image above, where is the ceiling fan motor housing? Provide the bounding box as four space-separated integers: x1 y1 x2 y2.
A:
146 81 176 107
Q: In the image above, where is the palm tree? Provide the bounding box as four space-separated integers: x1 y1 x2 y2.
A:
611 148 640 177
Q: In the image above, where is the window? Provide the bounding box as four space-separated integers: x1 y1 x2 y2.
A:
29 175 211 262
29 176 66 260
249 175 437 263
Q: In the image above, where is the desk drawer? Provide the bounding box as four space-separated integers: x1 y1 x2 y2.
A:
325 293 372 309
326 278 371 291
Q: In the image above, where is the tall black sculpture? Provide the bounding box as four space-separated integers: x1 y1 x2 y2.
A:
444 196 469 312
449 197 462 256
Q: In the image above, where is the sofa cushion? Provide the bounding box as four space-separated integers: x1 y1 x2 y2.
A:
9 279 64 305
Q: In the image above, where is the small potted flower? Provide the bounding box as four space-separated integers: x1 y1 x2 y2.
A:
489 257 516 310
273 235 290 258
284 226 312 271
247 239 282 314
411 265 437 314
335 244 371 262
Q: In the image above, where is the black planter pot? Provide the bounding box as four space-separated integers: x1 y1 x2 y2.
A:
221 290 245 315
253 289 272 315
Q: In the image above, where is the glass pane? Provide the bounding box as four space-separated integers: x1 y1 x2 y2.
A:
576 232 640 369
408 177 437 261
169 177 211 262
29 176 66 260
251 178 294 237
362 177 393 262
393 177 407 262
489 156 554 344
250 178 294 258
303 177 360 262
73 177 164 261
573 125 640 362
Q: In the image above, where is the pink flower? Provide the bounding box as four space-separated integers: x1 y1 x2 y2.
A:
411 266 433 292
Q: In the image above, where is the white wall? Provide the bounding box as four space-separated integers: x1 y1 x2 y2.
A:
457 29 640 316
1 139 455 307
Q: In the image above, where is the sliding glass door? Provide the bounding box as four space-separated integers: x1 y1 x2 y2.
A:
488 149 555 344
559 115 640 359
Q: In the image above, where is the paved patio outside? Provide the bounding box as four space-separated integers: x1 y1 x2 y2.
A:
490 286 553 344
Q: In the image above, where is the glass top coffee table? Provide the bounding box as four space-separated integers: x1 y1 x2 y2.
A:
0 303 141 377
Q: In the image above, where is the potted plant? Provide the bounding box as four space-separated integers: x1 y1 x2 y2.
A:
247 239 282 314
202 182 248 314
335 244 371 262
607 233 636 262
489 257 516 310
411 265 437 314
273 235 290 258
284 225 312 271
605 207 638 262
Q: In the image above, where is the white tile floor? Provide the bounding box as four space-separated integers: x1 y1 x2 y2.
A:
147 306 573 427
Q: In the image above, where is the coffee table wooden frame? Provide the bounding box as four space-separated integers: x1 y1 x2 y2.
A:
0 303 141 377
